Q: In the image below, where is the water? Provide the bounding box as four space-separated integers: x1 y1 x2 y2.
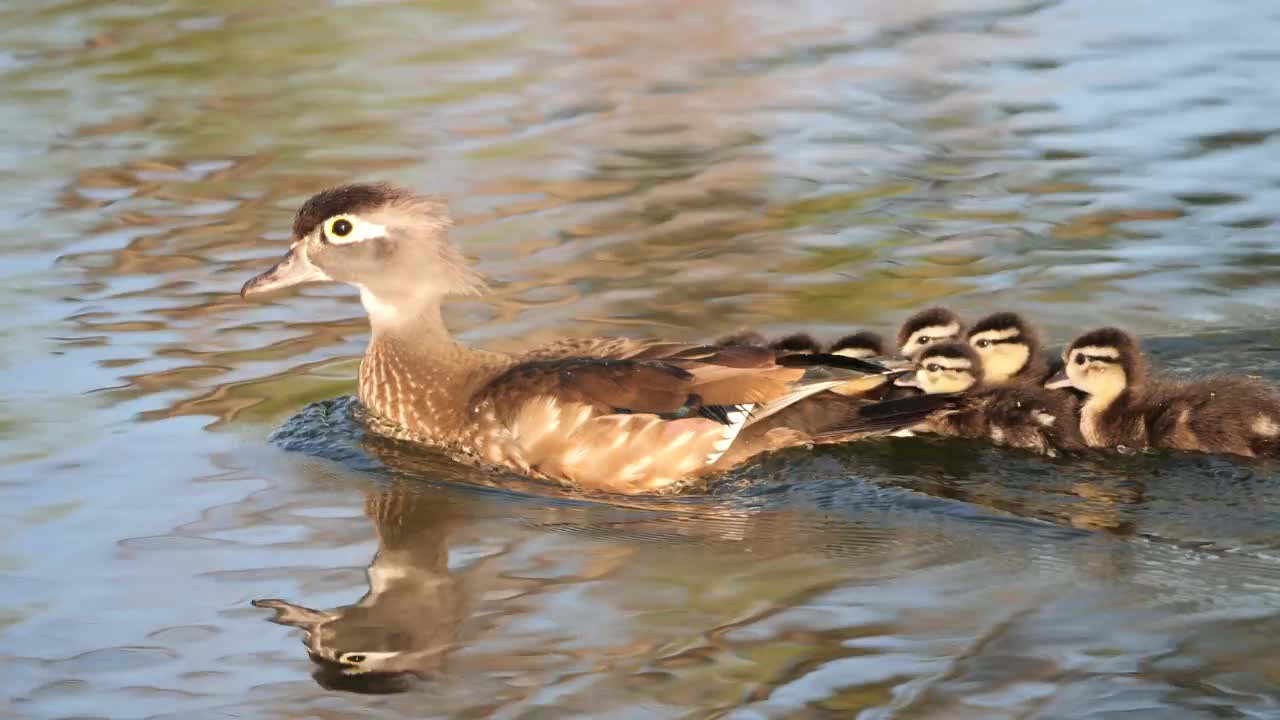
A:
3 0 1280 716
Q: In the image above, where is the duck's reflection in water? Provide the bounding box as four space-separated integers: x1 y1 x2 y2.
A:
253 486 477 694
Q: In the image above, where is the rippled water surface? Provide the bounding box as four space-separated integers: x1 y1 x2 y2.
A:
5 0 1280 716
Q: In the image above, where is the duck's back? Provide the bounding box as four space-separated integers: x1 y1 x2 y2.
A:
1147 375 1280 457
975 384 1082 454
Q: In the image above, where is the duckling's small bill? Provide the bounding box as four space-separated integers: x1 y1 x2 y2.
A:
1043 369 1072 389
894 372 920 387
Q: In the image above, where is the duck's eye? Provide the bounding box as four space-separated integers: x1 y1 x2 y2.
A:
1073 354 1085 365
342 653 366 664
975 339 990 349
925 363 940 372
917 336 930 345
331 219 353 237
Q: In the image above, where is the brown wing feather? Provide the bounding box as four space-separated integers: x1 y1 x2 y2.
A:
521 337 777 367
481 358 697 423
476 339 900 491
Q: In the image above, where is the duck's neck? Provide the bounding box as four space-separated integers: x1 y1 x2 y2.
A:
1079 386 1125 447
356 289 491 434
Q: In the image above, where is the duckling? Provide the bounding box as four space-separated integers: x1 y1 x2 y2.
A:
1045 328 1280 458
829 331 888 360
827 330 918 402
715 329 768 348
894 341 1083 455
965 311 1061 385
712 330 822 354
769 333 823 354
896 307 966 358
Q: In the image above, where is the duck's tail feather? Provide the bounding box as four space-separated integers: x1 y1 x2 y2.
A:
775 352 890 375
812 393 966 442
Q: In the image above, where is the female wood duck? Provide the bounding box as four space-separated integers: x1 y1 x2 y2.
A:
241 183 953 493
1045 328 1280 458
896 307 966 358
894 341 1083 454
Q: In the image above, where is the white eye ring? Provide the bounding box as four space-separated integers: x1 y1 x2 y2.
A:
323 215 386 245
337 650 401 673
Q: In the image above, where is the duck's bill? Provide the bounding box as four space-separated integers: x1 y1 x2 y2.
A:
241 245 329 298
892 372 920 387
1044 369 1073 389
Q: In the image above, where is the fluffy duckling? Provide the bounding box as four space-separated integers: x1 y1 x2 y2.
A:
1045 328 1280 458
769 333 823 354
829 331 888 360
965 311 1061 385
712 331 823 354
715 329 768 348
895 341 1082 455
896 307 966 359
827 331 918 401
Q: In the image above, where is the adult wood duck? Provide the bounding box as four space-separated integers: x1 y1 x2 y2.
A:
241 183 953 493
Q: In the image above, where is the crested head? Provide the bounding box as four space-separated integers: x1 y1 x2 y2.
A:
829 331 887 360
291 182 425 239
967 311 1041 383
769 333 822 354
896 306 966 358
1060 327 1145 399
900 341 982 394
242 182 485 327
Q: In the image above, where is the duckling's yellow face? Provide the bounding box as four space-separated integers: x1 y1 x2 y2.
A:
898 322 963 359
1061 345 1127 398
967 327 1030 383
896 355 978 394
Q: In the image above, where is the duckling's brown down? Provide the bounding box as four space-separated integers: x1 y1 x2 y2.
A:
1050 327 1280 458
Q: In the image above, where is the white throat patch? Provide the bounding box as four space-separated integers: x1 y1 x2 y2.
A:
358 286 401 323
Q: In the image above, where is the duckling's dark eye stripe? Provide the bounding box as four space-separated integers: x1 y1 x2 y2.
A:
985 338 1020 345
1082 354 1117 363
